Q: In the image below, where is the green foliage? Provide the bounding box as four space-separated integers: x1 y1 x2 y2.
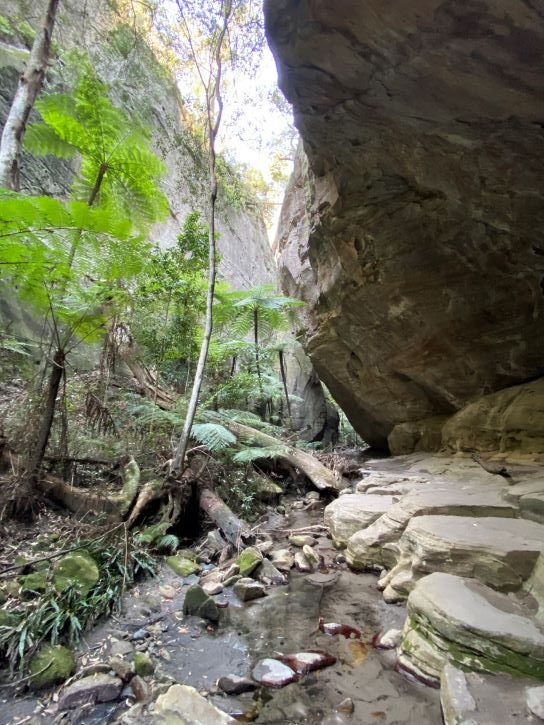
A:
132 212 210 372
136 523 180 553
0 536 156 673
25 61 168 230
231 444 288 464
190 422 236 451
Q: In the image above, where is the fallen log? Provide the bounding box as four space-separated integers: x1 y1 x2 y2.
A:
220 419 347 493
198 486 252 546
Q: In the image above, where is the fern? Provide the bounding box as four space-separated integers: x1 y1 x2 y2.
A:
232 445 288 464
190 422 236 451
24 61 168 231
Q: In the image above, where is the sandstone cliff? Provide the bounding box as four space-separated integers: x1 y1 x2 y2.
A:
267 0 544 452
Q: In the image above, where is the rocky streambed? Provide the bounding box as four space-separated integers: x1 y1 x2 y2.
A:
3 451 544 724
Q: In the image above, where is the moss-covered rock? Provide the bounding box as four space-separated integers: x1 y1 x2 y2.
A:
0 609 17 627
165 555 199 578
235 547 263 577
29 644 75 688
53 551 99 594
134 652 155 677
19 572 48 596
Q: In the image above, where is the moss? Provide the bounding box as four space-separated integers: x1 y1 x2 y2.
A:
134 652 155 677
29 644 75 688
165 555 199 578
0 15 14 38
19 572 48 596
235 547 263 577
53 551 99 594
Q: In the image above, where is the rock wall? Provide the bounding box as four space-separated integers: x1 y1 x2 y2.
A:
267 0 544 450
0 0 276 290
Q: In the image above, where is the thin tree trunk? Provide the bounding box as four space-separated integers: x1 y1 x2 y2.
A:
0 0 60 189
26 348 64 484
172 0 233 474
253 306 263 395
278 349 292 423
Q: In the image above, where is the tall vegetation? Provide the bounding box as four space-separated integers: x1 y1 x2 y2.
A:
0 63 167 516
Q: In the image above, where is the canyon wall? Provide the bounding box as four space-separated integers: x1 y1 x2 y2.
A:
267 0 544 452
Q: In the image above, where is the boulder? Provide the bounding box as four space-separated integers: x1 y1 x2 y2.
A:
58 673 123 710
347 487 517 570
267 0 544 452
255 558 286 585
153 684 235 724
29 644 75 689
398 573 544 683
165 555 199 578
233 577 266 602
380 515 544 602
324 494 394 546
235 547 263 577
182 585 220 622
53 551 99 594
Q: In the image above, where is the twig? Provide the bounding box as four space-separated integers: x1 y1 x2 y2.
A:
280 524 328 534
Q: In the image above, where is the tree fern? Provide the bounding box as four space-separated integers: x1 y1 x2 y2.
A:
24 61 168 231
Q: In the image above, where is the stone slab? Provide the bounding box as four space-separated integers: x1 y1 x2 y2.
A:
399 573 544 682
324 494 395 546
381 515 544 602
346 488 518 570
441 664 537 725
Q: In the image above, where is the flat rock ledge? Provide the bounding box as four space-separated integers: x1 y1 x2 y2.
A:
346 487 517 570
379 515 544 602
323 494 395 546
398 573 544 684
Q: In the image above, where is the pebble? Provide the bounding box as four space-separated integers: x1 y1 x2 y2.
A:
233 577 266 601
375 628 402 649
130 675 150 703
289 534 317 547
294 551 312 573
279 650 336 674
218 674 257 695
336 697 354 714
131 628 149 641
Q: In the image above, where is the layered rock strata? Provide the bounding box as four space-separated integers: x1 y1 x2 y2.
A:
398 573 544 682
267 0 544 451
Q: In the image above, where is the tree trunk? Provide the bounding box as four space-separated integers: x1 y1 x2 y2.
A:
26 347 65 484
0 0 60 189
172 0 233 474
278 349 291 423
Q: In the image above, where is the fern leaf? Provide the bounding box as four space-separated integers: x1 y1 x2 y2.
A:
232 445 288 463
190 423 236 451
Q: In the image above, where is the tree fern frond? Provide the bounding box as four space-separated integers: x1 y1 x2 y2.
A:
190 423 236 451
24 123 78 159
232 445 288 463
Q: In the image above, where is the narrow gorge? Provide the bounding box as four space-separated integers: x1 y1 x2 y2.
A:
0 1 543 724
